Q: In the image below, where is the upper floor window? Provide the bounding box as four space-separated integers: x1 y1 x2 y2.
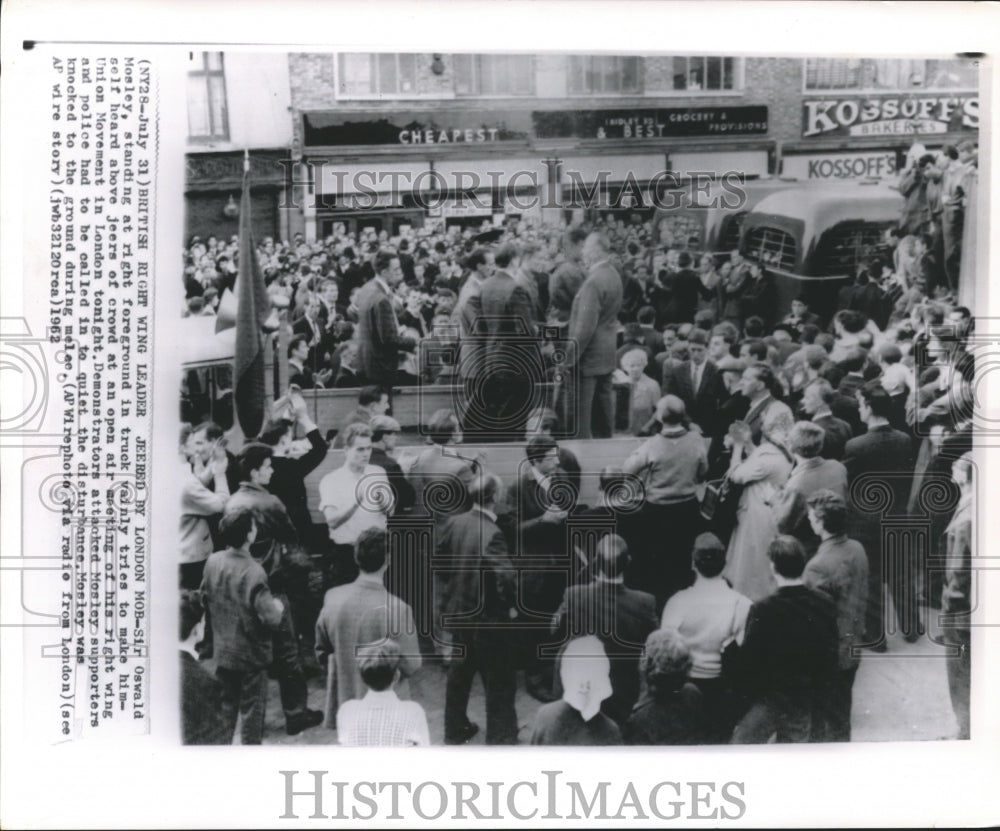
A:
338 53 419 97
664 56 739 91
454 54 534 96
187 52 228 140
804 58 978 92
568 56 642 95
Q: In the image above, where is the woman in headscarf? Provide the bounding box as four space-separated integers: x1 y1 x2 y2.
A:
530 636 621 746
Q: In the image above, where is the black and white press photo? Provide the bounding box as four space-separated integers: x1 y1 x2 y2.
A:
3 3 999 828
178 47 980 749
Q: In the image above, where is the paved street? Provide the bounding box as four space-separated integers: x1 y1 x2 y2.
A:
250 600 961 747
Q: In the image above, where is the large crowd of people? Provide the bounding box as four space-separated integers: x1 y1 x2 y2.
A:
180 143 976 746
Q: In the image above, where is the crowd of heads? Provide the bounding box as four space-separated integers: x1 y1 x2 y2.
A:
180 145 977 746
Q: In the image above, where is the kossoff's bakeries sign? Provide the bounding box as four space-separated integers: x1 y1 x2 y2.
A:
302 110 533 146
803 95 979 138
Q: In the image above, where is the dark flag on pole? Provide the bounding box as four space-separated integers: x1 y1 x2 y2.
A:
225 151 270 437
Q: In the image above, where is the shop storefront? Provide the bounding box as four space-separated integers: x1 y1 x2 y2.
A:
297 103 775 238
780 91 979 181
300 109 536 240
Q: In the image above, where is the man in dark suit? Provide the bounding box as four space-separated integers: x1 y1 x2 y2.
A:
566 466 644 585
799 348 863 436
564 232 624 439
435 472 519 745
800 379 853 461
515 436 573 702
835 348 870 400
259 398 330 645
548 228 587 326
773 422 848 556
636 305 664 356
292 293 325 349
287 335 332 390
397 238 416 284
551 534 658 726
260 394 330 546
408 410 476 522
661 328 720 435
843 382 916 650
395 409 476 641
180 590 230 745
707 356 750 479
355 252 416 396
731 536 839 743
317 278 347 330
336 248 364 298
452 248 491 431
292 293 337 373
782 296 821 337
740 261 778 327
471 242 538 441
652 251 702 326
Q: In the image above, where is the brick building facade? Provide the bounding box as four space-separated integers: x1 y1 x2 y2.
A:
185 52 979 242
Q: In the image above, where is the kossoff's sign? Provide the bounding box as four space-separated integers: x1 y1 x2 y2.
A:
782 151 897 180
534 106 768 140
802 95 979 138
303 110 533 146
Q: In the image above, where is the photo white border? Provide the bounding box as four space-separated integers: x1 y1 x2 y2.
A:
2 1 999 827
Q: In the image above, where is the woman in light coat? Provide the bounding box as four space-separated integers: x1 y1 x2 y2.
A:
722 410 794 602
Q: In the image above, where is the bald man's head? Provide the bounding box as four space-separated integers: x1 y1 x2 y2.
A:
596 534 629 579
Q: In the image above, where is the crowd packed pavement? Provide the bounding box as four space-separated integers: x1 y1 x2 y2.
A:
180 142 977 746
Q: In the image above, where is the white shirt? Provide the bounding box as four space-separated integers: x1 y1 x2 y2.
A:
529 464 551 495
318 464 390 545
880 362 914 397
471 504 497 523
336 689 430 747
691 360 704 393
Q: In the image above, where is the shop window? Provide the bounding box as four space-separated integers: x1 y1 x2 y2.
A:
338 53 420 97
745 226 797 273
568 56 642 95
454 54 534 96
804 58 978 91
187 52 229 140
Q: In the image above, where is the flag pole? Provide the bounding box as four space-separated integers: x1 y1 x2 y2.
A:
232 144 271 437
251 146 277 408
